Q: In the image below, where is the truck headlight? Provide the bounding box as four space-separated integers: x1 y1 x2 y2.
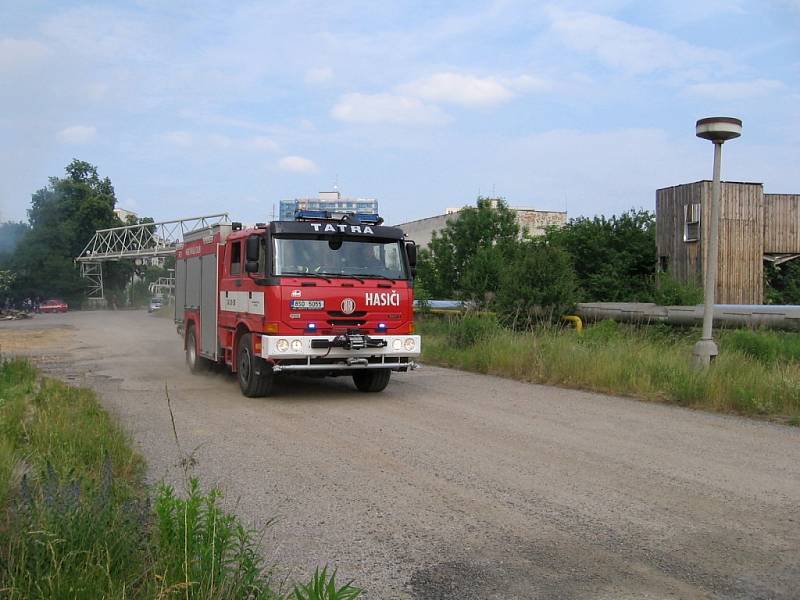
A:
276 339 289 352
290 339 303 352
404 338 416 351
392 339 403 351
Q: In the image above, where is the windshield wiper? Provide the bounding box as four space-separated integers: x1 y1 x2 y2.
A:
335 273 366 283
362 273 397 283
281 271 332 283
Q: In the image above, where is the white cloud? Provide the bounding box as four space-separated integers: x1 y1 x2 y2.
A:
331 93 447 124
305 67 334 84
208 134 232 149
57 125 96 144
685 79 784 99
0 38 49 72
399 72 513 107
504 74 552 93
245 136 279 151
162 131 193 147
547 9 724 76
278 155 318 173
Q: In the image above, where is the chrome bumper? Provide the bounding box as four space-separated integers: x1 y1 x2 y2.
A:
261 334 421 373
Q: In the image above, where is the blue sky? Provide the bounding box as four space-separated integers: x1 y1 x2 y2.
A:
1 0 798 227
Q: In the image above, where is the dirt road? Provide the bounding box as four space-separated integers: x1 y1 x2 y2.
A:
4 311 799 599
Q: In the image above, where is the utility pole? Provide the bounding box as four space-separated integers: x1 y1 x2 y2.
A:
691 116 742 368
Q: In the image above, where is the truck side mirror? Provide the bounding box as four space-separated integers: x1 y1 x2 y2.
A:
405 241 417 267
405 241 417 278
245 235 260 273
246 235 260 262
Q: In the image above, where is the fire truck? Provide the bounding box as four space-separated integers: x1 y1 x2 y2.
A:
174 211 420 397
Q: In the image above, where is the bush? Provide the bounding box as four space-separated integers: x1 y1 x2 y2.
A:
654 272 703 305
446 313 501 347
495 241 578 328
722 329 800 365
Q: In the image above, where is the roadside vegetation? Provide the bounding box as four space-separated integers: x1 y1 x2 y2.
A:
415 197 800 318
0 159 171 310
0 357 362 599
418 315 800 422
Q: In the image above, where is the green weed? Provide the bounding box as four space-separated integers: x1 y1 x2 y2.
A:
292 567 362 600
418 317 800 418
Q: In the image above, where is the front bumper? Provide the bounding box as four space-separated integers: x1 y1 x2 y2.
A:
260 334 421 373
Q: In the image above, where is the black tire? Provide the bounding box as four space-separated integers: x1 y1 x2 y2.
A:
237 333 273 397
186 326 210 373
353 369 391 393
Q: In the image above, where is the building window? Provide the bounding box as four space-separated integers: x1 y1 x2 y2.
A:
684 203 701 242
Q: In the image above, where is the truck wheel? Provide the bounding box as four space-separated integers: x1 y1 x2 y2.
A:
353 369 391 393
237 333 273 397
186 326 210 373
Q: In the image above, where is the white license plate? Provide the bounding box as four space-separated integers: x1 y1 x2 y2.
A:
290 300 324 310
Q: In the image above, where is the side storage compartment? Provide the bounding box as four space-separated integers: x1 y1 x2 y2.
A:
175 255 187 324
200 251 218 358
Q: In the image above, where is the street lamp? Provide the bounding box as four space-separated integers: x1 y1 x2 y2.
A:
692 116 742 368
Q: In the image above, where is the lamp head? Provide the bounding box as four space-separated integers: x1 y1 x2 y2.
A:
696 117 742 142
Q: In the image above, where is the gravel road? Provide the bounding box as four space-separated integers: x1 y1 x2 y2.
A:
5 311 799 599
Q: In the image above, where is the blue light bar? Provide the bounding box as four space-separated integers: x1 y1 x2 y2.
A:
295 209 331 220
294 209 383 225
355 213 383 224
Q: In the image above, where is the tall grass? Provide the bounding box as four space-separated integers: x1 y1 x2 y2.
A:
419 316 800 419
0 358 362 599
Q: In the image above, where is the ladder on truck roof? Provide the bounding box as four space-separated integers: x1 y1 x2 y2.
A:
75 213 230 300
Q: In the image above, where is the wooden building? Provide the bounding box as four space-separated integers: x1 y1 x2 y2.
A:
656 181 800 304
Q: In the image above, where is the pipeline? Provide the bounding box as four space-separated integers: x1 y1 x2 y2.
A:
577 302 800 331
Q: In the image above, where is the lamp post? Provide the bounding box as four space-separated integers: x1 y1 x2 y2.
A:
692 116 742 368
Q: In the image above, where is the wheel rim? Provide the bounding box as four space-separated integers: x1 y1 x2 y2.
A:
188 333 196 366
239 347 251 384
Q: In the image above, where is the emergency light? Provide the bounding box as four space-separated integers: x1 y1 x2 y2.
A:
294 209 384 225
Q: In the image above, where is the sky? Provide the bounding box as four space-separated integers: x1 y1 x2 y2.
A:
1 0 798 227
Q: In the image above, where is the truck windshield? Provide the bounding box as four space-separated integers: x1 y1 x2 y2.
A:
274 237 408 280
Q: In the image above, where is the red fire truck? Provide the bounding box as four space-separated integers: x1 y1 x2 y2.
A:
174 211 420 397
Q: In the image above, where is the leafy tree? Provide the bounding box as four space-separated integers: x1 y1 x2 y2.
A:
416 197 519 300
495 241 578 327
545 210 656 302
0 270 15 294
7 159 129 304
0 222 28 255
764 260 800 304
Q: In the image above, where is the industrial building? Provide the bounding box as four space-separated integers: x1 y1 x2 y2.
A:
396 203 567 248
279 191 378 220
656 181 800 304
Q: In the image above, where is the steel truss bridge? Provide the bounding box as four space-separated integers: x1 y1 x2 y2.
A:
75 213 230 300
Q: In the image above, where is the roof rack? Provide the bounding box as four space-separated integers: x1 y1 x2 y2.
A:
293 209 384 225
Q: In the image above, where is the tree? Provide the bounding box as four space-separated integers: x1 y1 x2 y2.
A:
765 260 800 304
545 210 656 302
0 222 28 255
416 197 520 300
7 159 127 304
495 241 578 327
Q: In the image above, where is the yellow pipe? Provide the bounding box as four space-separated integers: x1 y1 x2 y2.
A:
562 315 583 332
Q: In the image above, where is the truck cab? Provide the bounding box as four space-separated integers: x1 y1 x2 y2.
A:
175 211 420 397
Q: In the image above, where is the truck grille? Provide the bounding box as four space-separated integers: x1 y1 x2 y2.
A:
327 310 367 318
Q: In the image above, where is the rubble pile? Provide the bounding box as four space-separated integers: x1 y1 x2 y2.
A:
0 309 32 321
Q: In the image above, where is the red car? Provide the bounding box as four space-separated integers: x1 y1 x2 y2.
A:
40 299 68 313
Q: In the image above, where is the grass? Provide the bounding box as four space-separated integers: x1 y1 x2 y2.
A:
418 315 800 421
0 357 362 599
